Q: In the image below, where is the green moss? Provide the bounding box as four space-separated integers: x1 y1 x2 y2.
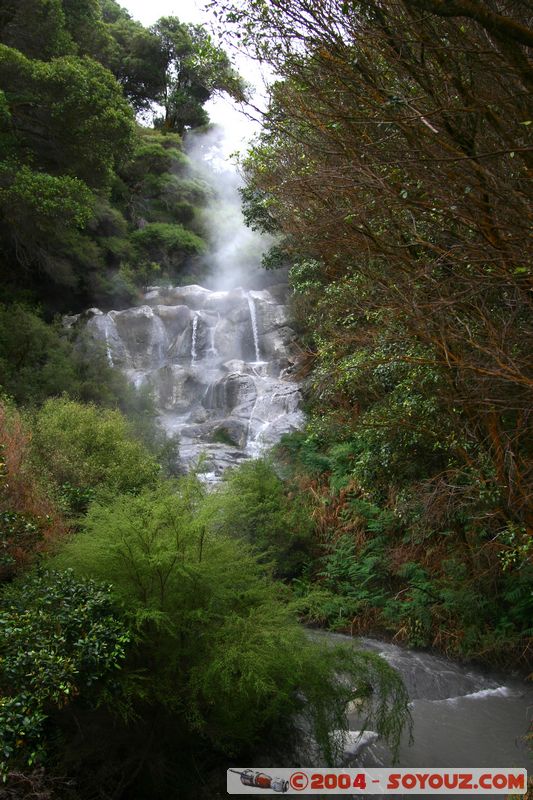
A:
211 427 239 447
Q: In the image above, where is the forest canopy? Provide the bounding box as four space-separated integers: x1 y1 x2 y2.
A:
0 0 246 311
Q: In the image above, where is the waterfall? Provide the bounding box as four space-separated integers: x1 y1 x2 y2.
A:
81 284 304 481
104 326 114 367
247 293 261 362
206 314 219 359
151 314 168 367
191 313 199 362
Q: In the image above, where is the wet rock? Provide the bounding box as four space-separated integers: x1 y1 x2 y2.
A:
86 313 129 367
338 730 380 764
258 327 298 360
111 306 168 369
80 283 305 479
189 405 208 424
155 304 192 338
150 365 204 412
203 373 257 413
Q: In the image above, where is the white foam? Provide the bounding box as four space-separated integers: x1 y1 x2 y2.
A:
429 686 517 705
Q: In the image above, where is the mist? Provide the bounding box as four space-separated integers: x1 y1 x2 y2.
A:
184 125 276 292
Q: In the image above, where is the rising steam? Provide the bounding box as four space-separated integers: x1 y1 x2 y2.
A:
184 125 274 291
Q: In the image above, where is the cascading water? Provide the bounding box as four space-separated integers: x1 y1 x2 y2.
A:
311 631 533 798
247 292 261 362
104 328 113 367
206 314 219 359
80 283 304 480
190 313 199 363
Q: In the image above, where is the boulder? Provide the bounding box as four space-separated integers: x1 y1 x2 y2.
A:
111 306 168 369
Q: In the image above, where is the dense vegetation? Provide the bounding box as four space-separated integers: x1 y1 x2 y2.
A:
213 0 533 665
0 0 245 312
0 399 410 797
0 2 413 797
1 0 530 795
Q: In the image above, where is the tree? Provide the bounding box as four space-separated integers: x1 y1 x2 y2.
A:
30 398 161 499
152 17 247 133
211 0 533 661
52 481 409 780
215 0 532 530
0 43 134 295
0 0 74 60
100 0 167 111
0 569 129 776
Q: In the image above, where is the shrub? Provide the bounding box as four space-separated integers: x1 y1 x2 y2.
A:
202 459 316 579
52 478 410 765
0 304 144 409
0 305 78 406
31 398 160 500
0 569 129 776
130 222 205 270
0 401 64 578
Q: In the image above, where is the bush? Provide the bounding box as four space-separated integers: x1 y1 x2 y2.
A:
0 569 129 776
0 305 78 406
131 222 205 270
31 398 160 501
0 304 144 409
202 459 315 579
0 401 65 578
52 478 410 766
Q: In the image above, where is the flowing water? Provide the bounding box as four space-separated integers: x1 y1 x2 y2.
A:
315 631 532 797
78 282 304 480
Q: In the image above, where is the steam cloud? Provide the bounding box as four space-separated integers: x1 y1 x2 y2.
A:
184 125 275 291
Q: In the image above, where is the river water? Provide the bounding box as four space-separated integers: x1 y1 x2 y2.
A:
315 631 532 797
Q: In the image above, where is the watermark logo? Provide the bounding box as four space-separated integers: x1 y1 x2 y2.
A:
227 768 528 794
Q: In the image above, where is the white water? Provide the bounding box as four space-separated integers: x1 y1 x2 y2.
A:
313 632 533 798
191 313 199 363
247 292 261 362
83 284 304 479
104 327 113 367
206 314 219 359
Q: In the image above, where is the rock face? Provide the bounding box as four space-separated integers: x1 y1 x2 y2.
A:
82 284 305 480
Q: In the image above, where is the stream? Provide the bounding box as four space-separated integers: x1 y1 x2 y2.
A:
318 631 532 797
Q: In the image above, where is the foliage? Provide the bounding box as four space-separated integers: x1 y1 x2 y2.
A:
0 3 236 309
0 304 179 491
0 306 76 405
30 398 161 500
51 479 409 780
131 222 206 270
201 459 315 579
212 0 533 666
0 569 129 776
0 45 134 188
0 0 74 59
0 402 65 579
281 448 533 661
101 0 167 111
151 17 247 134
0 36 134 302
0 305 123 406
